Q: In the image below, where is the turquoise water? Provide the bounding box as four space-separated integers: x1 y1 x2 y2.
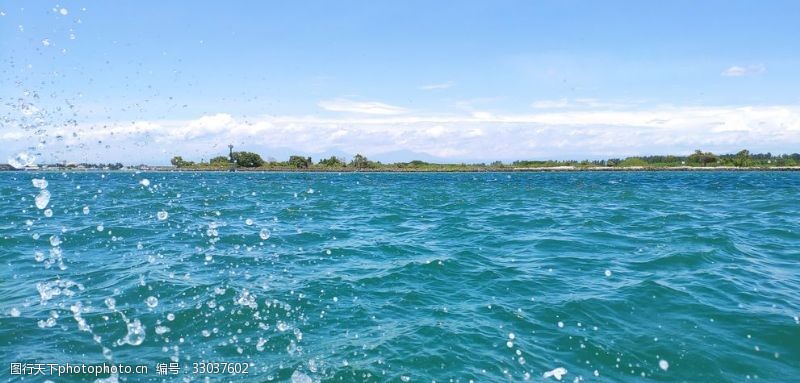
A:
1 171 799 382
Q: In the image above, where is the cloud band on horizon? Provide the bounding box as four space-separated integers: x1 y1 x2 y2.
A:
4 103 800 164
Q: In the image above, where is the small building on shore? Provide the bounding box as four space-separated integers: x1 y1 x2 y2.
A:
137 165 177 171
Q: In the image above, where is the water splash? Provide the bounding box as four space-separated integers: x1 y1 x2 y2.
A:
35 189 51 209
117 319 146 346
291 370 314 383
8 152 37 169
543 367 567 380
145 296 158 309
234 289 258 309
32 178 49 189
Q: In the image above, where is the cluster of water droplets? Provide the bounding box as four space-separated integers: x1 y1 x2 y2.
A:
1 4 322 382
4 4 87 169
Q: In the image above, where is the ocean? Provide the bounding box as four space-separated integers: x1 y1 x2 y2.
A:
1 171 798 382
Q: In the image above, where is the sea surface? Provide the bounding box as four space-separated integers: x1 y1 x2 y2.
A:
1 171 798 382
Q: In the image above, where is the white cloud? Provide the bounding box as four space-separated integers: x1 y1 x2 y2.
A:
531 98 572 109
531 98 633 109
721 65 766 77
4 105 800 163
318 99 408 115
419 82 454 90
452 97 503 111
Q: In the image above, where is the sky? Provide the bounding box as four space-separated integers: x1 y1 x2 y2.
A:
1 0 799 165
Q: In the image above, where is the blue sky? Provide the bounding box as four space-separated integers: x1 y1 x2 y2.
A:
2 1 799 164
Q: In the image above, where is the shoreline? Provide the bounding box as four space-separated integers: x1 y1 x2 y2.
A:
5 166 800 173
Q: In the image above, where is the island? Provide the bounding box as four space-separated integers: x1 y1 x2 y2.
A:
167 149 800 171
4 149 800 172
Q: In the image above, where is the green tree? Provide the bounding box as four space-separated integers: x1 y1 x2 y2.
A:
288 155 312 168
733 149 751 167
232 151 265 168
170 156 194 168
688 150 718 166
350 154 371 169
618 157 648 167
209 156 230 166
318 156 345 167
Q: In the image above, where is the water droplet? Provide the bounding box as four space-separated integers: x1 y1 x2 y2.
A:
557 321 564 328
167 313 175 321
543 367 567 380
145 296 158 308
118 319 145 346
157 211 169 220
41 38 51 47
9 308 21 317
291 370 313 383
659 360 669 371
139 179 150 187
59 8 68 15
259 228 270 240
245 218 253 226
235 289 258 309
49 235 61 247
8 152 37 169
96 225 104 232
44 209 53 218
35 189 51 209
82 206 90 214
605 269 612 277
32 178 48 189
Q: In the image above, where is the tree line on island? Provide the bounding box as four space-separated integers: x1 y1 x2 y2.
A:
169 149 800 170
171 152 376 169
